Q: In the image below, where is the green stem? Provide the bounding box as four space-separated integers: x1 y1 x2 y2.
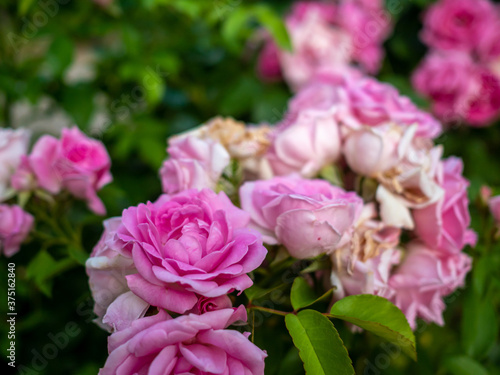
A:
247 305 290 317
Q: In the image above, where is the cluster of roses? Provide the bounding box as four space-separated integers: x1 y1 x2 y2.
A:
87 68 478 372
413 0 500 126
0 127 111 257
257 0 393 89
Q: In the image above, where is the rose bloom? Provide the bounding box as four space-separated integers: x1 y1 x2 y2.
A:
421 0 497 53
287 72 442 139
160 135 230 194
331 204 401 300
389 241 471 329
337 0 392 74
464 69 500 126
489 195 500 223
12 127 112 215
240 176 363 259
0 128 30 201
412 52 480 123
86 217 149 332
266 109 342 178
413 157 477 254
100 306 266 375
0 204 34 257
113 189 267 314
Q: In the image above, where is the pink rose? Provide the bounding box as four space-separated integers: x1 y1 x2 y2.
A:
0 204 34 257
100 307 266 375
332 248 400 300
0 128 30 201
280 5 352 90
160 136 230 194
16 127 112 215
338 0 392 73
114 189 267 314
421 0 496 53
288 73 442 139
477 20 500 64
489 195 500 223
412 52 480 122
413 157 477 254
86 217 149 332
240 176 363 259
340 75 442 138
331 203 401 299
465 69 500 126
342 124 402 176
389 241 471 329
256 40 282 82
266 109 342 178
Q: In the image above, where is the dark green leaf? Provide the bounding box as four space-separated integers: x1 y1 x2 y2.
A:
254 5 292 51
291 277 316 311
330 294 417 360
285 309 354 375
443 355 489 375
462 290 498 360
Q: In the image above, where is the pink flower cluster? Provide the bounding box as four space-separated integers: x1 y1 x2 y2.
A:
0 127 112 258
153 69 474 331
412 0 500 126
86 188 268 373
263 69 474 329
257 0 393 89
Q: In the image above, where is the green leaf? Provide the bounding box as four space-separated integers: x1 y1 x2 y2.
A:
330 294 417 360
26 251 78 296
67 247 89 266
285 310 354 375
291 277 316 311
442 356 489 375
462 290 498 359
221 7 252 51
254 5 292 51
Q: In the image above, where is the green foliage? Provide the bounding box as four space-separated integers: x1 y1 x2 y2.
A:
330 294 417 361
285 310 355 375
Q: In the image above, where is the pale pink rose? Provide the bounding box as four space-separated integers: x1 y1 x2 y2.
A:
85 217 148 332
280 6 353 90
100 307 266 375
389 241 471 329
288 1 338 24
338 0 392 73
414 157 477 254
240 176 363 259
16 127 112 215
257 40 282 82
489 195 500 223
160 136 230 194
0 128 30 201
266 109 342 178
114 189 267 314
332 248 401 300
343 124 402 177
0 204 34 257
331 203 401 299
421 0 496 53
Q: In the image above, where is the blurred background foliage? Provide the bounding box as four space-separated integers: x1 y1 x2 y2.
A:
0 0 499 374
